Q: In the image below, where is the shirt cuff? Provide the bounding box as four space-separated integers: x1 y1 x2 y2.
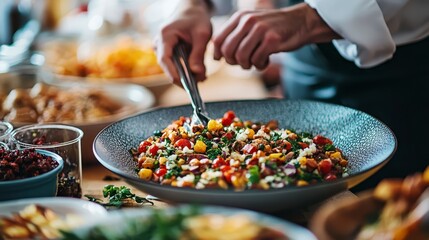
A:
305 0 396 68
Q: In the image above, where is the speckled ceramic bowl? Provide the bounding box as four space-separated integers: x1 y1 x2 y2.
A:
93 99 397 212
0 149 64 201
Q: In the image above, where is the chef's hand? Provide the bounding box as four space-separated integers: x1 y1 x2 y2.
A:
212 3 340 70
155 1 213 85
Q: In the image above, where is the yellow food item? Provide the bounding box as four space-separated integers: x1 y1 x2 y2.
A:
194 140 207 153
0 204 81 239
42 36 163 80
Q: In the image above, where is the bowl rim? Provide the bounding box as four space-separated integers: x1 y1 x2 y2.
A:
10 124 84 149
0 121 13 139
0 149 64 186
93 98 398 194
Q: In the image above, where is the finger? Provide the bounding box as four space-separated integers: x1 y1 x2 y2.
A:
212 11 245 60
156 35 180 84
189 29 211 81
235 26 264 69
220 25 251 65
251 34 276 69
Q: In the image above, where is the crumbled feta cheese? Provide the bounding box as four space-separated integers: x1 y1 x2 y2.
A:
236 129 248 141
178 174 195 183
166 160 177 169
255 129 270 140
231 152 245 161
298 143 317 158
181 164 190 170
301 137 312 143
168 155 177 161
195 182 205 189
264 175 275 182
182 146 194 154
258 157 267 164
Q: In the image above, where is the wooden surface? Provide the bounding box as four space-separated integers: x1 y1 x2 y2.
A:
81 164 357 226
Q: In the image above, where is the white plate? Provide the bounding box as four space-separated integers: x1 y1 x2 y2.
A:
0 197 108 223
68 205 317 240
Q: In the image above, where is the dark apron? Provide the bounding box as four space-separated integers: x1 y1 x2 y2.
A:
282 0 429 190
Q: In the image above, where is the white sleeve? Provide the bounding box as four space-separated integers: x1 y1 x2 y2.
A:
305 0 429 68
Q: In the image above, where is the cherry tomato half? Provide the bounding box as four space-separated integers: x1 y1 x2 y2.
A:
212 157 226 168
318 159 333 175
148 145 159 156
155 167 167 177
313 135 333 145
174 139 192 149
138 140 152 153
221 111 236 126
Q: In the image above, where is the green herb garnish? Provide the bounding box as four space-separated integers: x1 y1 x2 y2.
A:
85 185 153 208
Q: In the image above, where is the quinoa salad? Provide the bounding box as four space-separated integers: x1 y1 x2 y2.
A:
131 111 349 191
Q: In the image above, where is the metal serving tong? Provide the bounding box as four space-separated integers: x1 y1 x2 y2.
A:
173 42 211 128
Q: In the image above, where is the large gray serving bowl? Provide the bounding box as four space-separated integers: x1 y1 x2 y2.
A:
0 149 64 201
93 99 397 212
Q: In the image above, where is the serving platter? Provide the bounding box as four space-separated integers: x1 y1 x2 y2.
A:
0 197 108 220
69 205 318 240
93 99 397 212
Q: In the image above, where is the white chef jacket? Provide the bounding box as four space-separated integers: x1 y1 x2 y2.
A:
305 0 429 68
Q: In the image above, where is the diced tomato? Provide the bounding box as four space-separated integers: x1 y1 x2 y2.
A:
242 144 257 154
148 145 159 156
284 141 292 150
222 132 233 140
221 111 236 126
138 140 152 153
246 158 258 166
324 173 337 181
155 167 167 177
318 159 333 175
220 165 233 183
313 135 333 145
174 139 192 149
298 142 309 149
212 157 226 168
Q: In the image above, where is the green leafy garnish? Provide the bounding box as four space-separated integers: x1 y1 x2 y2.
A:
324 144 336 151
85 185 153 208
207 148 222 160
247 165 260 184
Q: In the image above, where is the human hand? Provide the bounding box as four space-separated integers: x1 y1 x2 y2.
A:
212 3 339 70
155 2 212 85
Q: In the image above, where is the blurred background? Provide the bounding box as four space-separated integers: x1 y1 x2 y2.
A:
0 0 286 163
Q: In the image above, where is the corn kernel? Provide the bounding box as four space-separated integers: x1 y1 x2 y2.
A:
330 152 342 159
218 179 228 189
178 158 186 166
158 157 168 165
142 158 155 168
259 180 270 190
269 153 283 160
299 157 307 165
297 180 309 186
207 119 223 132
138 169 153 181
171 181 178 187
194 140 207 153
247 129 255 139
